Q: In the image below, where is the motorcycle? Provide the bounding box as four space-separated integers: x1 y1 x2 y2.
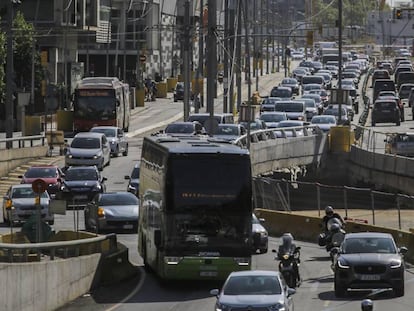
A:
318 217 346 254
272 246 301 288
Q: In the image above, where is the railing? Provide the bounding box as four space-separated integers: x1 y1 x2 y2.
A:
234 125 323 148
0 135 47 149
0 233 118 262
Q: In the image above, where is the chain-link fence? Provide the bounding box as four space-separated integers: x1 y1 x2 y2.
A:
253 177 414 231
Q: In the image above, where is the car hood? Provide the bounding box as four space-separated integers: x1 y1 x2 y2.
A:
22 177 59 184
340 253 400 265
102 204 139 219
219 294 284 306
64 180 100 188
67 148 101 156
12 198 49 209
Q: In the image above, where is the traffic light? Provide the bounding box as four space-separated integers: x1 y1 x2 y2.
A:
396 9 402 19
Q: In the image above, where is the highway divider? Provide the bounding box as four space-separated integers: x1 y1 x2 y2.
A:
255 208 414 263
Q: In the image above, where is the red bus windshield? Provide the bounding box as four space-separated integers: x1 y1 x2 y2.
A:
74 89 116 121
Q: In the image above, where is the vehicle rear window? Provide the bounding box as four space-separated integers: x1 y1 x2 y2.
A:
375 101 395 109
275 102 304 112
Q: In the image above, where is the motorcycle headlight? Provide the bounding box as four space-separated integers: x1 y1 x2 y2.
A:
283 254 289 260
390 260 402 269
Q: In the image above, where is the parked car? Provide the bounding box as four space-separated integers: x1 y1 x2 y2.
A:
2 184 54 225
58 166 107 206
252 213 268 254
84 192 139 232
124 162 140 196
210 270 295 311
19 165 65 198
163 121 206 136
333 232 407 297
90 126 128 157
371 99 401 126
212 124 246 142
65 132 111 171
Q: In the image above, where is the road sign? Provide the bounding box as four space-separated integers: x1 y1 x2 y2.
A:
32 179 47 194
140 55 147 62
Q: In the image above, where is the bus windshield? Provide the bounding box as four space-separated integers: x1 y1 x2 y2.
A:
74 90 116 120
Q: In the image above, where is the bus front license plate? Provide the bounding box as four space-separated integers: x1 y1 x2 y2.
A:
200 271 217 277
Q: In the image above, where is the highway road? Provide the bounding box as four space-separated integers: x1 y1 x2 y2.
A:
2 64 414 310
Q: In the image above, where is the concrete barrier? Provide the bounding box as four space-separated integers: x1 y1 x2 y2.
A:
0 145 48 178
254 208 414 264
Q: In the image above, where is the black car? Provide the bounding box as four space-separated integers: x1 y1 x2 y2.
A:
371 99 401 126
124 162 140 196
333 232 407 297
173 82 184 102
279 78 300 95
59 166 107 206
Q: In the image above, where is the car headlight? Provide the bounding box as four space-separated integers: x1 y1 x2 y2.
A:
338 258 350 269
390 260 402 268
60 185 69 192
215 303 230 311
66 154 73 159
93 184 102 191
269 303 285 311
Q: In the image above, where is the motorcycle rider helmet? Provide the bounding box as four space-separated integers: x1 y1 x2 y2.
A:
361 299 373 311
325 205 334 216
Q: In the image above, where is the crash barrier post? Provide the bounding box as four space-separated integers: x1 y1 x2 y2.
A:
136 88 145 107
329 126 354 152
156 82 167 98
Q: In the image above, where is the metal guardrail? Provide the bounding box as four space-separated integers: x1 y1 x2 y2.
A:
234 125 323 148
0 135 47 149
0 233 118 262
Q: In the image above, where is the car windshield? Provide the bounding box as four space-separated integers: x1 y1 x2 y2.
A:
165 124 194 134
71 137 100 149
343 237 396 254
12 187 48 198
312 116 336 124
223 275 282 295
271 88 291 98
260 114 286 122
25 167 57 178
91 128 116 137
65 169 98 181
99 193 138 206
215 126 239 135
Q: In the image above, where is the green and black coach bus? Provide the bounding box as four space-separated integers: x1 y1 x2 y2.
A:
138 136 254 280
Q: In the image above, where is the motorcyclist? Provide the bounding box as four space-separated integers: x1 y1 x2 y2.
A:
277 233 301 282
322 205 345 232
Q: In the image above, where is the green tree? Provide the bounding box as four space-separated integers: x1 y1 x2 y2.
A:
13 11 43 91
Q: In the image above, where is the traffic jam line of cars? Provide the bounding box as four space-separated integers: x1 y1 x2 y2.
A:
2 125 140 233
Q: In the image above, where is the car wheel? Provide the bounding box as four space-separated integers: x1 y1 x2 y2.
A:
48 220 54 226
334 277 347 297
122 144 128 156
396 120 401 126
394 281 405 297
113 146 119 157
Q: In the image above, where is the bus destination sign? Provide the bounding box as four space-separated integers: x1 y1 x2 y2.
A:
79 90 112 97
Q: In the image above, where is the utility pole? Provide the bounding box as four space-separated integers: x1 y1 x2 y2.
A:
223 0 229 113
229 0 235 114
6 0 16 148
198 0 204 111
338 0 343 123
236 0 242 112
207 0 217 116
183 0 191 121
243 0 251 102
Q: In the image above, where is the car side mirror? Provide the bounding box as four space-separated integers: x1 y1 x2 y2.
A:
124 175 131 180
18 175 23 179
287 288 296 296
210 289 219 296
102 177 107 182
399 246 408 254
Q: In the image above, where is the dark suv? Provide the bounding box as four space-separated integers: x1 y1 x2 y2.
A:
371 99 401 126
333 232 407 297
58 166 107 206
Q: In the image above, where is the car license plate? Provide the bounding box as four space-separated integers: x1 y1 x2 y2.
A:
200 271 218 277
360 274 380 281
382 110 390 113
123 224 133 229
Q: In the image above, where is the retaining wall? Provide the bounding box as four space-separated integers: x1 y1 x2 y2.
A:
0 146 48 178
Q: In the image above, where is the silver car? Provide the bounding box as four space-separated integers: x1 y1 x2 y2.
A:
210 270 295 311
65 132 111 170
2 184 54 225
90 126 128 157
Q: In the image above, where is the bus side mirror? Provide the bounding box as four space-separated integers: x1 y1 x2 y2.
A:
154 229 162 247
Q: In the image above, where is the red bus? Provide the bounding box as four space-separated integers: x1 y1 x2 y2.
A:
73 77 130 132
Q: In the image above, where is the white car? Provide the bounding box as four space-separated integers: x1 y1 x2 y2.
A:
65 132 111 171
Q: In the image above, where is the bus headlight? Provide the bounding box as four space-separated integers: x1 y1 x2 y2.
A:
164 257 183 265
